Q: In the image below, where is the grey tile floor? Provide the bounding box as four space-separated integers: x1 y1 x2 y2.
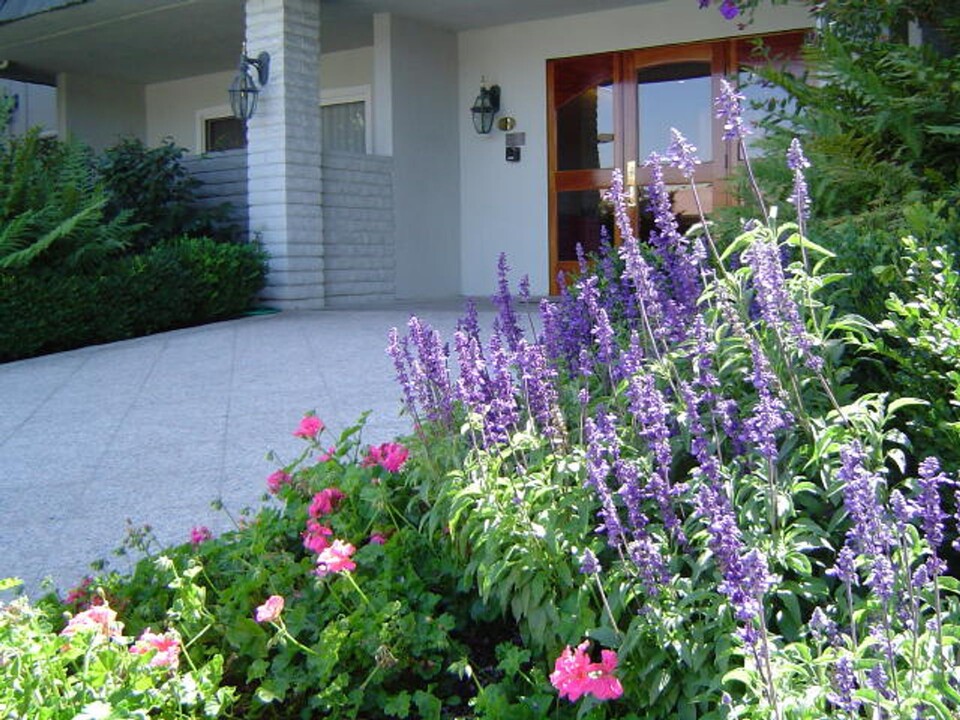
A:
0 301 492 597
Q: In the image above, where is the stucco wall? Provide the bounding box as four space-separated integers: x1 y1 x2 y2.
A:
457 0 813 297
384 14 460 299
143 48 373 155
57 73 145 150
0 80 56 136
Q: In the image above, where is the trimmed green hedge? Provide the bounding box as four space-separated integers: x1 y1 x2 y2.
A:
0 236 267 362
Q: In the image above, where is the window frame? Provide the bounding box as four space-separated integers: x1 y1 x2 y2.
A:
319 84 372 155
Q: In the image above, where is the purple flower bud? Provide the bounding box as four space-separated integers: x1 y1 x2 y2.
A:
715 78 751 141
828 656 861 713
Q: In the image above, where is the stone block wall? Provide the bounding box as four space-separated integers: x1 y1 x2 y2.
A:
182 149 249 241
321 151 396 306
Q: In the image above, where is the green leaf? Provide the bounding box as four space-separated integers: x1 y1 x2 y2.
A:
384 690 412 718
412 690 442 720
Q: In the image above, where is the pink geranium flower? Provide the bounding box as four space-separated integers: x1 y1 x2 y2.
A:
308 488 346 518
266 469 292 494
60 602 124 640
130 628 181 669
317 446 337 462
549 641 623 702
315 539 357 576
362 442 409 473
303 520 333 553
254 595 285 624
190 525 212 546
294 415 324 439
369 533 387 545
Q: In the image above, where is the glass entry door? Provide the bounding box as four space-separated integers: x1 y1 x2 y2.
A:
547 52 622 291
547 36 804 292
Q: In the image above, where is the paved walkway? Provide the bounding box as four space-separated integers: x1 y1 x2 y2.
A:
0 301 490 598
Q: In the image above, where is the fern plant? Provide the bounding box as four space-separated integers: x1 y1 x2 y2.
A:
0 129 137 272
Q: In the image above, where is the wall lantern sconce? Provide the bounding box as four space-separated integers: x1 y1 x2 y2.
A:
229 45 270 121
470 78 500 135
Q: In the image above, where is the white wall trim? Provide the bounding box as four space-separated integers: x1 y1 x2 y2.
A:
320 84 372 154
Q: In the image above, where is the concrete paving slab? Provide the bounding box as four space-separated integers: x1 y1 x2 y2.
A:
0 301 497 598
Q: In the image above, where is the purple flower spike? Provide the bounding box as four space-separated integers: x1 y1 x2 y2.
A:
787 138 812 221
715 78 751 141
828 656 861 714
666 128 701 179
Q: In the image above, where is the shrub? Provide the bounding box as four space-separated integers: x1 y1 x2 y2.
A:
0 237 267 361
99 138 237 252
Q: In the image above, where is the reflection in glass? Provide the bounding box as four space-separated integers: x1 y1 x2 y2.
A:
554 55 615 170
637 61 712 162
557 190 614 261
637 183 714 238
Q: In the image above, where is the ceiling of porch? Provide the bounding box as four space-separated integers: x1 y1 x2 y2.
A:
0 0 659 85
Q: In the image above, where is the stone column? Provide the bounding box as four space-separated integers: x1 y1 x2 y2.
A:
245 0 323 309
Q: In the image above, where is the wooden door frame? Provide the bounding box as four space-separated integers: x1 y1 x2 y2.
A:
546 32 806 294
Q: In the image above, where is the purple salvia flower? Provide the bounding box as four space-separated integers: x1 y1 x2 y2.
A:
407 316 454 424
606 169 668 345
518 274 531 304
809 607 838 642
889 489 918 531
827 545 860 587
715 78 751 141
579 548 601 575
866 663 892 700
742 338 794 462
742 233 822 370
387 327 418 418
838 441 891 557
626 535 668 596
787 138 812 221
916 457 948 552
666 128 701 179
585 412 626 546
484 332 519 444
828 656 861 714
458 297 481 342
867 554 895 601
516 339 565 442
694 481 770 624
492 252 524 353
453 329 489 413
645 155 705 334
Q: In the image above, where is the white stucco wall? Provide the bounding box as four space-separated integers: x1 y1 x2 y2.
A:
143 49 373 155
457 1 813 297
145 71 234 153
383 14 460 298
57 73 145 151
0 80 56 136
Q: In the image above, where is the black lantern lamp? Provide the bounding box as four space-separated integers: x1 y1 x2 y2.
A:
470 79 500 135
229 45 270 121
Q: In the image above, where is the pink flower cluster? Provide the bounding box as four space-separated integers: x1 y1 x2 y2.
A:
362 442 409 473
303 519 333 553
130 628 181 669
294 415 324 439
315 539 356 577
549 641 623 702
60 602 124 640
309 487 345 518
254 595 285 624
63 576 94 607
266 469 292 494
190 525 212 547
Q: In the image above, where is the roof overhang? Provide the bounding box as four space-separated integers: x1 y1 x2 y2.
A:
0 0 662 85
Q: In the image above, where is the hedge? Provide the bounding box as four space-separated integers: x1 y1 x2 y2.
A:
0 237 267 362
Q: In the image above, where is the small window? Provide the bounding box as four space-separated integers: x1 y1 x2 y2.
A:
204 116 246 152
321 101 366 153
320 85 372 154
